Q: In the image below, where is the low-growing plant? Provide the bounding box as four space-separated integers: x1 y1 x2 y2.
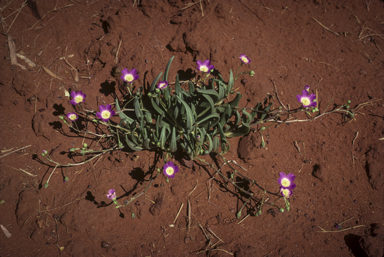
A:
41 55 363 218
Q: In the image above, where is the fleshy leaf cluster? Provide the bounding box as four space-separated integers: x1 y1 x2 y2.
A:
114 56 260 160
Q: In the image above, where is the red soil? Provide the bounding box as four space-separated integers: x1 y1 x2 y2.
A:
0 0 383 256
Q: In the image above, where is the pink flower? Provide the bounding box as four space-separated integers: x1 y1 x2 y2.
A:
70 91 86 105
197 60 214 73
239 54 251 64
278 172 296 190
120 68 139 83
96 104 115 122
297 86 316 108
163 161 179 178
107 189 116 200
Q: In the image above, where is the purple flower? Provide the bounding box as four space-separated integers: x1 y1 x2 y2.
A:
197 60 214 73
157 81 168 90
66 112 78 121
278 172 296 190
297 86 316 108
96 104 115 122
70 91 86 105
239 54 251 64
163 161 179 178
42 150 48 155
280 187 293 198
120 68 139 83
107 189 116 200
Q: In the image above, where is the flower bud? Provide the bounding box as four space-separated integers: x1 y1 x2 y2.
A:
347 100 351 104
236 212 242 219
279 208 285 213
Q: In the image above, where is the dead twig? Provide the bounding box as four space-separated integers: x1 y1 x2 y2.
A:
169 203 184 227
6 0 27 33
29 0 74 30
43 66 62 80
312 17 340 36
270 78 288 111
0 145 31 159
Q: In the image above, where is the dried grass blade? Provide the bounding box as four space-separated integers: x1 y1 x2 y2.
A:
43 66 62 80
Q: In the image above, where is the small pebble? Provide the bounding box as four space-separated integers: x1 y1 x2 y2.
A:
13 100 18 105
241 79 248 85
184 237 190 244
135 201 140 206
145 59 149 63
101 241 109 248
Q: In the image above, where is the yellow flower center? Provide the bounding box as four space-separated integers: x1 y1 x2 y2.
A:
124 74 134 82
281 178 291 188
101 110 111 119
200 65 208 72
159 82 167 89
281 188 290 198
74 95 83 103
301 97 310 106
165 167 174 176
69 114 77 120
241 57 248 63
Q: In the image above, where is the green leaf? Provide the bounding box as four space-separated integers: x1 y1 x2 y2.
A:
225 123 250 138
125 134 143 151
144 111 152 123
242 109 252 124
219 104 232 128
170 127 177 152
162 56 175 82
116 99 134 125
217 80 225 101
234 110 241 126
150 72 163 92
229 92 242 108
196 94 215 118
227 69 234 96
212 137 220 153
176 96 194 130
250 102 261 120
196 113 220 130
260 103 273 121
206 133 213 154
189 81 195 94
217 73 225 82
175 74 181 96
150 97 164 116
196 89 219 103
143 138 150 149
134 97 143 119
160 124 170 150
